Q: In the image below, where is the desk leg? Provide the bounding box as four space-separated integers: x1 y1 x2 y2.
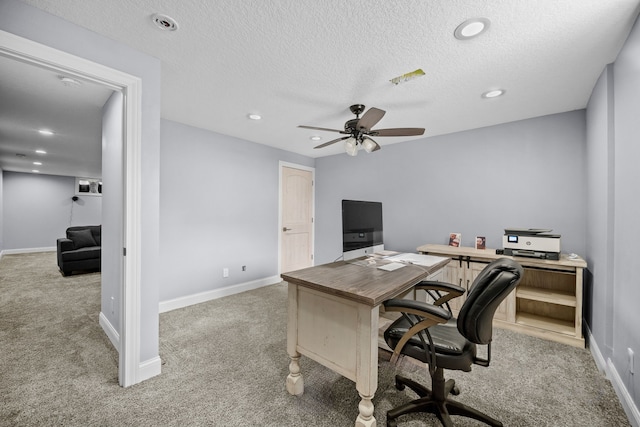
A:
356 393 375 427
286 352 304 395
286 282 304 395
355 304 378 427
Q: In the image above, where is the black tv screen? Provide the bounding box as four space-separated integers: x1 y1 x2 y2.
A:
342 200 383 252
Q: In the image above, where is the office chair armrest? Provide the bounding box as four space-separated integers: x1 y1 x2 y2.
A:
415 281 465 311
383 299 452 323
415 280 464 294
383 299 451 364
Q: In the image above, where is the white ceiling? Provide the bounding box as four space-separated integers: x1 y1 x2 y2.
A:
2 0 640 177
0 55 112 177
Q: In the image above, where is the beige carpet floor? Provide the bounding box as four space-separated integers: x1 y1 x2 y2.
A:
0 251 630 426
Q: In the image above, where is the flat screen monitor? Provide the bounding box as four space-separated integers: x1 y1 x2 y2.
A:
342 199 384 260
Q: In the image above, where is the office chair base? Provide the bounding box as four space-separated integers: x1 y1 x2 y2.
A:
387 373 503 427
394 374 460 398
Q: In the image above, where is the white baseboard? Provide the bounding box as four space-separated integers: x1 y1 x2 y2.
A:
585 324 608 374
138 356 162 382
159 275 281 313
1 246 56 257
607 358 640 427
99 311 120 351
100 312 161 383
587 325 640 426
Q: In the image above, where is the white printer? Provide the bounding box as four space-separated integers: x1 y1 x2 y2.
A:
502 228 561 260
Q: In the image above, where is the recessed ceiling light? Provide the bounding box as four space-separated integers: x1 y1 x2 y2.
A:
32 170 40 173
35 149 47 154
151 13 179 31
248 114 262 120
482 89 505 98
33 161 42 165
454 18 490 40
38 129 54 136
310 136 322 141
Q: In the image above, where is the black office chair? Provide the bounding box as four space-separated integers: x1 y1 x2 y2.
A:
383 258 523 427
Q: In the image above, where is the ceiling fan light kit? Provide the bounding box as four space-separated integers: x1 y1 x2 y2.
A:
298 104 425 156
344 137 358 156
362 138 377 153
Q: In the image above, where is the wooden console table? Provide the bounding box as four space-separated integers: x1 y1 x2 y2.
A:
417 244 587 348
282 256 449 427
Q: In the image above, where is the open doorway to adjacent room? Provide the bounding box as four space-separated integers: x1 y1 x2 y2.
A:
0 30 144 386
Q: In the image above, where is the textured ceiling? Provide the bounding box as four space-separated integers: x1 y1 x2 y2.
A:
2 0 640 176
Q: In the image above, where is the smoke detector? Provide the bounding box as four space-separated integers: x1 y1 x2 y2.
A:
59 76 81 87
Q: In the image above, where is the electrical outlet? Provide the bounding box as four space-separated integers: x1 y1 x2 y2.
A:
223 268 229 278
628 348 635 374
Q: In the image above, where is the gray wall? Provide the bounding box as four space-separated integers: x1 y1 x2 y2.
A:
101 92 124 331
585 9 640 413
315 111 587 264
159 120 314 302
2 171 101 250
0 166 4 251
586 66 615 356
0 0 162 365
613 16 640 400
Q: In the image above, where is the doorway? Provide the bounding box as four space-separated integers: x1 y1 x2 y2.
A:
279 162 315 273
0 30 144 386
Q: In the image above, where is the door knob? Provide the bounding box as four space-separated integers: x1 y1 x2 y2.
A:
283 227 292 232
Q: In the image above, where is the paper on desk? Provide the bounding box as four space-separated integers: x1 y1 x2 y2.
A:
377 262 406 271
387 253 449 267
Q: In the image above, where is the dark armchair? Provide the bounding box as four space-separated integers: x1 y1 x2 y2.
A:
383 257 523 427
56 225 101 276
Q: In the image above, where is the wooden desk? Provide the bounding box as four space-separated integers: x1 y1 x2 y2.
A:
282 256 449 427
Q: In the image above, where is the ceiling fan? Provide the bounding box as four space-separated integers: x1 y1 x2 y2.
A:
298 104 425 156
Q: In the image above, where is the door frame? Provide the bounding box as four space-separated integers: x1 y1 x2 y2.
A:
278 161 315 274
0 30 143 386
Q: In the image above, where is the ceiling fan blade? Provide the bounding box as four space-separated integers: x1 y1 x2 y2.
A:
373 127 425 137
314 136 350 149
357 107 386 131
362 136 381 152
298 125 345 133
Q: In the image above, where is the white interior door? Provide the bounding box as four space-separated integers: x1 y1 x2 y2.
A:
281 165 314 273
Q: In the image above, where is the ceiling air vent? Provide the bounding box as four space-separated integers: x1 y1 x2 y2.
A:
151 14 179 31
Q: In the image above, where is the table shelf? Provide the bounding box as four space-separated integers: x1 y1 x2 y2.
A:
417 243 585 348
516 286 576 307
515 312 576 336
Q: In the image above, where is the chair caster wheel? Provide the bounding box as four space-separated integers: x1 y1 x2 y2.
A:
452 385 460 395
395 379 405 391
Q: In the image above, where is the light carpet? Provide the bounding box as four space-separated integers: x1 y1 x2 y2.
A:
0 251 630 426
